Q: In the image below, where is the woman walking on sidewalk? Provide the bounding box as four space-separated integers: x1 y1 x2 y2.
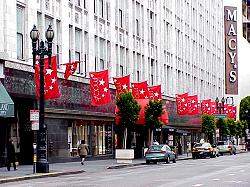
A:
78 140 89 165
6 139 16 171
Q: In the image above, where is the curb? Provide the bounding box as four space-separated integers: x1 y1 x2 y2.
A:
0 170 84 184
107 157 192 169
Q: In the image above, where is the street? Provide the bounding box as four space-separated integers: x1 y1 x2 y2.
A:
2 152 250 187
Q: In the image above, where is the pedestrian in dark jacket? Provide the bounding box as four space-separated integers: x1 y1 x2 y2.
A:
7 139 16 171
78 140 89 165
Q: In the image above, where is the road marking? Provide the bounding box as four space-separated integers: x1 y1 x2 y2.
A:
212 178 220 181
193 184 204 186
240 169 245 172
228 173 235 176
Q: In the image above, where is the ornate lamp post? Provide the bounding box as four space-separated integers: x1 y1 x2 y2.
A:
30 25 54 173
215 97 225 114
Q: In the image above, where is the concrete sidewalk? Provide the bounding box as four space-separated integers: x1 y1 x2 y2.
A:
0 154 191 184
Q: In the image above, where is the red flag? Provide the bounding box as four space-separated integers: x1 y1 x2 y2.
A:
188 95 198 115
131 81 149 99
176 93 189 115
89 69 111 106
232 106 237 119
223 104 229 116
64 61 80 79
113 75 130 96
211 102 218 115
227 105 234 118
35 56 60 100
201 99 211 115
148 85 162 100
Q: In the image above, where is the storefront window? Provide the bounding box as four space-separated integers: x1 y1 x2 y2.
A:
69 120 113 157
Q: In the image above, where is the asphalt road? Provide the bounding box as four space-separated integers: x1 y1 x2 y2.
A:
3 152 250 187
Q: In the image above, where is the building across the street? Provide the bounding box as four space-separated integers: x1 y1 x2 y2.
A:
0 0 224 165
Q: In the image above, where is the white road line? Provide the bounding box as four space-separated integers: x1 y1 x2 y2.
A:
228 173 235 176
212 178 220 181
192 184 204 187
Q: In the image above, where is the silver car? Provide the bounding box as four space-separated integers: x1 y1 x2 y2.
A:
217 141 236 155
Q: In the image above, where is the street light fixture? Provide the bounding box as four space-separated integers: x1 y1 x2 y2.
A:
215 97 225 114
30 24 54 173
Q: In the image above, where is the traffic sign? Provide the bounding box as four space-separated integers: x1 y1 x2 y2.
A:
213 114 228 118
30 110 39 121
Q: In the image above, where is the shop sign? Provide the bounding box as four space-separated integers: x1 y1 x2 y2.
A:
224 6 238 94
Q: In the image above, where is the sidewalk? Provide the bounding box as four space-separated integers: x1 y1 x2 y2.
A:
0 154 191 184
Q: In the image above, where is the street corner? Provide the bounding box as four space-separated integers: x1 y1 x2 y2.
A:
0 170 85 184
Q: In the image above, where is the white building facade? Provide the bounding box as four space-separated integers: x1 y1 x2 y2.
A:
0 0 224 99
0 0 225 163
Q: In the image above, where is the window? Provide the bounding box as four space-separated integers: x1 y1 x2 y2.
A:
75 29 82 73
137 70 140 81
119 9 123 27
120 65 124 76
17 6 24 60
150 27 153 42
69 25 73 62
94 0 96 14
136 19 139 36
99 0 104 18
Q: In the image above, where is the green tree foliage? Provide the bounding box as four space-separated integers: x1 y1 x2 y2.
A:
201 115 216 143
116 91 141 149
116 92 141 128
240 96 250 129
235 120 245 137
227 119 237 136
216 118 229 139
145 100 164 129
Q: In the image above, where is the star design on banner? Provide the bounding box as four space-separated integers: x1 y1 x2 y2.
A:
192 100 195 103
181 98 185 102
90 74 94 78
102 94 105 97
103 87 108 92
99 79 105 86
154 92 159 97
46 69 53 75
140 89 145 95
122 84 128 90
51 77 56 84
49 85 53 90
233 64 237 69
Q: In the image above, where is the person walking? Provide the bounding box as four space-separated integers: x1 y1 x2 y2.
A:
6 139 16 171
78 140 89 165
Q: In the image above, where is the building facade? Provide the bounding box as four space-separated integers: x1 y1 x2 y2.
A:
0 0 224 164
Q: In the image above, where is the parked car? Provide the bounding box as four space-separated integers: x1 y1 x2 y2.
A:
217 140 236 155
145 144 176 164
192 142 217 159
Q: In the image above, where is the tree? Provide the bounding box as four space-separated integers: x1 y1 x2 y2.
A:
240 96 250 131
116 91 141 149
227 119 237 137
216 118 229 140
201 114 216 144
145 100 164 146
235 120 244 138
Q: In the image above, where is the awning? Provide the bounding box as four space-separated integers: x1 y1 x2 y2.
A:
0 82 14 117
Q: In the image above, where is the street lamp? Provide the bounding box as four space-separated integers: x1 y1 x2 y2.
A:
215 97 225 114
30 24 54 173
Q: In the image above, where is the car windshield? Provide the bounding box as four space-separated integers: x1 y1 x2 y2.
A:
148 145 163 151
194 143 210 148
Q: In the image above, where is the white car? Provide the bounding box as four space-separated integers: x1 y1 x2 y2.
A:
217 141 236 155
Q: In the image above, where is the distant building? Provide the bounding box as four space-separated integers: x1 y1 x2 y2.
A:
0 0 224 164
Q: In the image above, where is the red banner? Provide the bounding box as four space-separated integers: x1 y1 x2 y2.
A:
64 61 80 79
131 81 149 99
89 69 111 106
176 93 189 115
148 85 162 100
113 75 130 96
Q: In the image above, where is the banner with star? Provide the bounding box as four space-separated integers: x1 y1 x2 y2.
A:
148 85 162 100
113 75 130 96
131 81 149 99
176 93 189 115
89 69 111 106
63 61 80 79
201 99 212 115
34 56 60 100
187 95 198 115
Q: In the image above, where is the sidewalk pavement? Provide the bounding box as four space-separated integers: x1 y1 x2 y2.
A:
0 154 192 184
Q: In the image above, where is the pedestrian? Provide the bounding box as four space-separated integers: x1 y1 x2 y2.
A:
6 139 16 171
152 140 159 145
78 140 89 165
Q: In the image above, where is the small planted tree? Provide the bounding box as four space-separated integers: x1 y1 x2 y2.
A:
145 100 164 147
116 92 141 149
227 119 237 137
201 114 216 144
216 118 229 140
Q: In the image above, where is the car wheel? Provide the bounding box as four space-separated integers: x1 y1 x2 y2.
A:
153 161 157 164
146 160 150 164
166 156 170 164
220 153 223 156
230 151 233 155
